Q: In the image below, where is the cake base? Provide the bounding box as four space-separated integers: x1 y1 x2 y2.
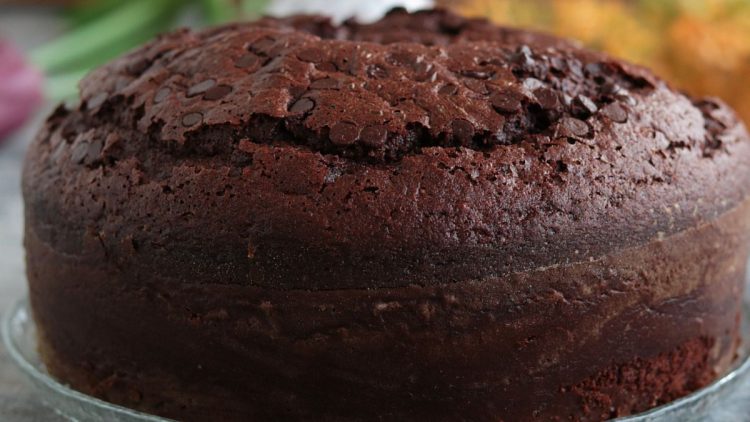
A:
4 297 750 422
36 332 730 421
24 198 750 421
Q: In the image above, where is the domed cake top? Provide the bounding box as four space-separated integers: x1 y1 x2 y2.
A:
72 8 705 164
32 9 750 287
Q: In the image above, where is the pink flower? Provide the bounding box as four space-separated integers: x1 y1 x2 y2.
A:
0 40 43 142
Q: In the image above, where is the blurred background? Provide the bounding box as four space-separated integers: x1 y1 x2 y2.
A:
455 0 750 123
3 0 750 140
1 0 750 419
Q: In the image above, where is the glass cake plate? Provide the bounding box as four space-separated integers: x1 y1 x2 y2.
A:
4 297 750 422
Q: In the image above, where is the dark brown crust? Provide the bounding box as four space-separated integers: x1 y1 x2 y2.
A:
26 9 750 289
22 8 750 421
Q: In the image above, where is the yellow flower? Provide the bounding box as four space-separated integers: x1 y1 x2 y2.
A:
448 0 750 124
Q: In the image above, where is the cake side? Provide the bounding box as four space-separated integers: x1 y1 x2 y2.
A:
26 194 750 421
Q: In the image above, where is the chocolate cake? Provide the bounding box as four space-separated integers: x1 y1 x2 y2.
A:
22 8 750 421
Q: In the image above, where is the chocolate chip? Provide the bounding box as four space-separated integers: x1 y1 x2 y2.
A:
310 77 341 90
330 122 360 145
602 83 635 104
413 61 434 81
70 137 103 166
84 138 103 166
463 79 489 95
558 117 589 137
522 78 544 91
289 98 315 113
296 47 325 63
102 133 121 156
460 70 491 79
154 87 171 103
203 85 232 101
534 88 559 109
517 45 532 56
235 53 259 69
360 125 388 147
585 62 603 76
600 102 628 123
86 92 108 110
512 45 534 67
187 79 216 97
601 82 621 96
71 142 89 164
452 119 475 145
126 58 150 75
550 57 566 72
572 95 598 117
249 37 275 54
568 60 584 79
439 83 459 95
491 89 523 113
182 112 203 127
114 78 129 91
366 64 388 79
563 94 578 109
317 62 338 72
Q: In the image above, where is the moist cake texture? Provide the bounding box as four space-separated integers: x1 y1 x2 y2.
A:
22 8 750 421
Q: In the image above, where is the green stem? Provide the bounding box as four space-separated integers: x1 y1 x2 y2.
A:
50 18 175 74
201 0 269 25
66 0 128 27
30 0 181 74
201 0 237 25
241 0 269 18
45 69 89 101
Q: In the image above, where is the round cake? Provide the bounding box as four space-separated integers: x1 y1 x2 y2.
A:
22 8 750 421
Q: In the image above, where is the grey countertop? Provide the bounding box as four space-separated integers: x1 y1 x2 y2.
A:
1 7 66 421
0 119 62 422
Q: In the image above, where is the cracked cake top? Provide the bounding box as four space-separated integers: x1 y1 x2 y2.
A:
74 8 707 161
27 8 750 288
